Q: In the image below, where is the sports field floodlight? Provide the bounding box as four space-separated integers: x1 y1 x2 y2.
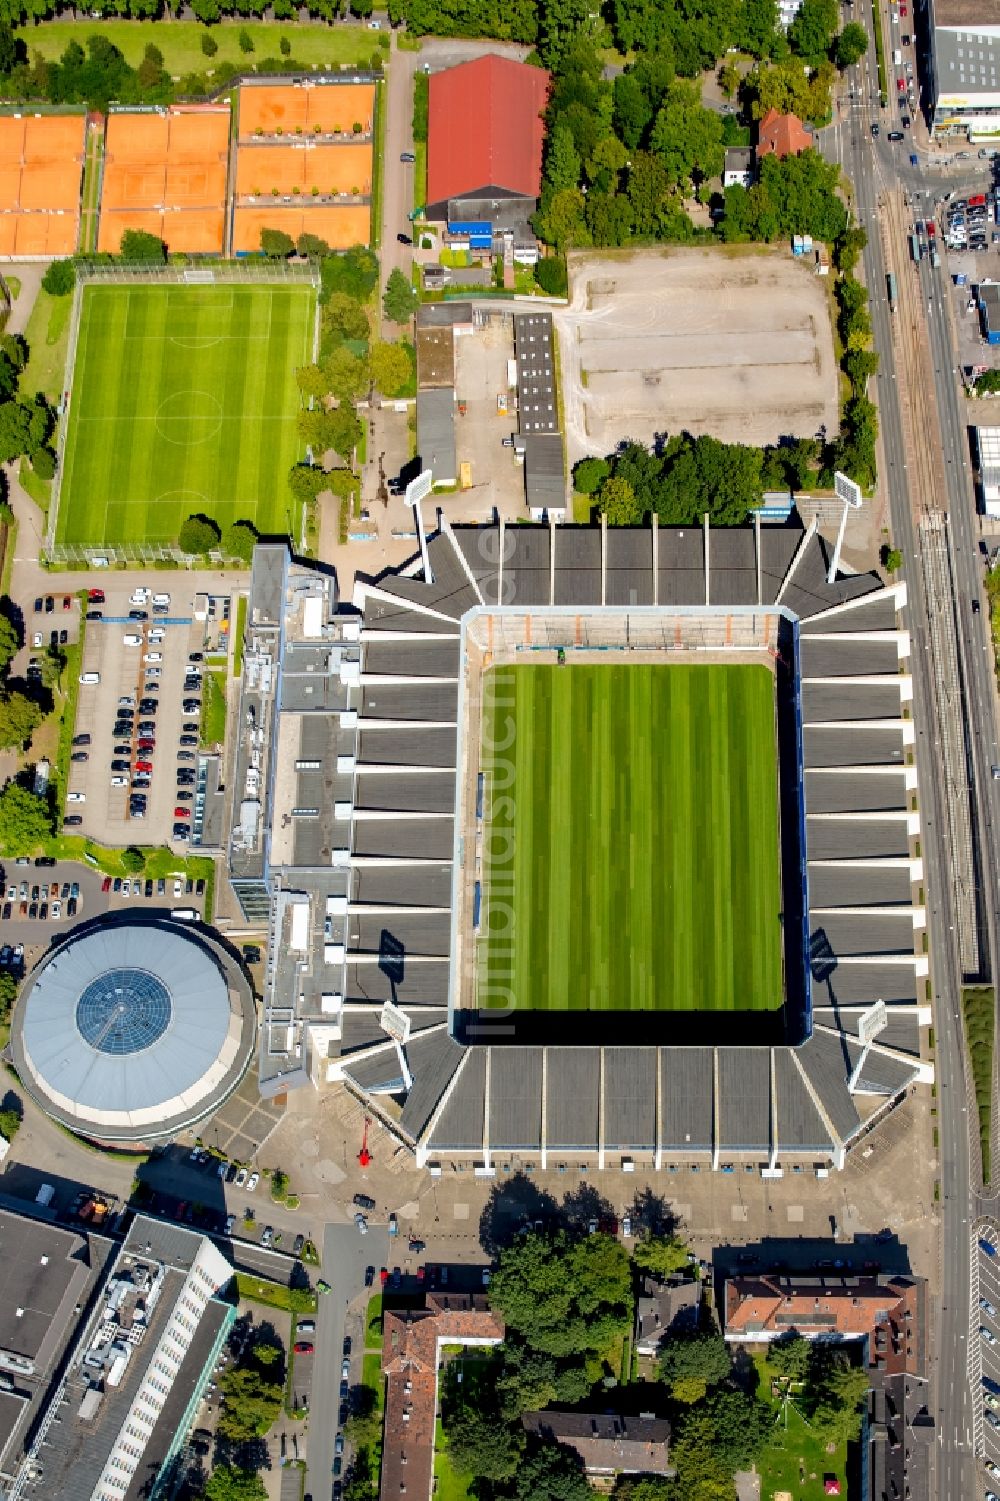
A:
405 468 434 583
380 999 413 1091
828 471 864 584
848 999 888 1095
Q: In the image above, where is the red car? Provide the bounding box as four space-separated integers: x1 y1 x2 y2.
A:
87 589 104 603
135 760 153 773
62 594 71 610
293 1341 314 1355
101 876 111 892
173 806 191 818
379 1267 389 1285
137 739 155 751
897 77 905 90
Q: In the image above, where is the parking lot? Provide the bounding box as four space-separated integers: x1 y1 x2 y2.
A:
971 1221 1000 1489
69 584 232 848
554 247 840 463
453 314 535 520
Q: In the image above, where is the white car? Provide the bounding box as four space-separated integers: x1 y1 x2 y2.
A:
122 879 131 896
235 1167 247 1187
130 588 150 605
143 652 162 664
981 1296 998 1316
67 791 86 803
174 878 184 897
246 1171 259 1192
149 628 165 643
110 776 127 787
622 1215 632 1238
354 1212 368 1234
51 900 61 918
123 633 141 646
983 1326 998 1346
32 632 42 648
152 593 171 607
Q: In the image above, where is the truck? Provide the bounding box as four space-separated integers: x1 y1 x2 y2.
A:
910 233 922 263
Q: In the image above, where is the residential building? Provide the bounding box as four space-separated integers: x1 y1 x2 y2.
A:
380 1293 503 1501
426 55 550 251
8 1214 235 1501
929 0 1000 137
723 147 754 188
522 1411 672 1477
635 1276 700 1357
756 108 812 159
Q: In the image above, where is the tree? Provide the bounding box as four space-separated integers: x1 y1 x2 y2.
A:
597 474 645 524
288 464 328 506
0 21 17 74
120 846 145 873
297 232 330 258
882 544 903 573
535 254 568 295
489 1230 633 1360
0 973 15 1019
42 259 75 296
658 1329 731 1394
544 122 583 195
632 1233 691 1277
369 340 412 397
299 404 362 461
0 609 19 673
513 1444 592 1501
202 1468 268 1501
31 446 55 481
534 187 588 251
345 1384 383 1451
324 345 369 403
261 227 295 259
322 293 371 345
0 402 32 465
805 1350 871 1445
446 1408 523 1480
626 151 671 237
280 35 292 56
119 228 166 263
178 514 221 555
238 28 254 52
835 20 868 67
0 692 42 750
38 643 65 690
382 268 418 325
769 1332 811 1381
216 1365 283 1441
789 0 839 65
0 780 52 853
0 1105 20 1141
223 521 258 563
200 30 219 57
320 245 379 302
573 456 610 494
650 80 725 190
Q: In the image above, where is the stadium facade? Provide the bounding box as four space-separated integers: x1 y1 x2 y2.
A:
230 524 931 1175
10 917 256 1143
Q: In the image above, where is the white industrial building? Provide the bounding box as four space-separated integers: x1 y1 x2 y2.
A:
976 424 1000 513
929 0 1000 137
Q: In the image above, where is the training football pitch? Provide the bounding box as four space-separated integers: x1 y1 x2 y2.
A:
478 663 784 1015
55 283 315 547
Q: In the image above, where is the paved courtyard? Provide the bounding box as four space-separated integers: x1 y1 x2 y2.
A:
555 247 840 463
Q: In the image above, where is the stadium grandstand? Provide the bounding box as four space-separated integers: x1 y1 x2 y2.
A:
98 104 230 255
229 523 930 1176
0 112 85 257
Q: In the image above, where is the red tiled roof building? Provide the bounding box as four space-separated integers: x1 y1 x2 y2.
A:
756 107 812 160
426 54 550 230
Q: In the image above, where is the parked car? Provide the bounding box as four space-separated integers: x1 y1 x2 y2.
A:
295 1341 315 1354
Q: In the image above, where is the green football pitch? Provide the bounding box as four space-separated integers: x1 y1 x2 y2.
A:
55 283 315 547
478 663 784 1015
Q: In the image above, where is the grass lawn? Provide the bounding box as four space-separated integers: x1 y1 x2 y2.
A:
56 283 314 547
365 1294 383 1347
18 456 51 511
362 1351 384 1408
754 1356 848 1501
17 18 380 74
235 1271 317 1315
21 286 73 403
200 670 227 748
479 664 783 1014
233 593 248 677
433 1418 475 1501
964 985 995 1183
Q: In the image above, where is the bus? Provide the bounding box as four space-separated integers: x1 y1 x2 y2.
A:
887 272 898 312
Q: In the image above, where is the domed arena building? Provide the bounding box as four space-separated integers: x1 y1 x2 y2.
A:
10 917 256 1143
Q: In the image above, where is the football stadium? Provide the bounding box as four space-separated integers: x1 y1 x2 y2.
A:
53 279 316 550
236 520 931 1173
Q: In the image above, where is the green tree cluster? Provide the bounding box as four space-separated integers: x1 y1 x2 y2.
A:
719 149 847 244
178 514 221 555
382 268 418 325
0 780 53 854
198 1467 267 1501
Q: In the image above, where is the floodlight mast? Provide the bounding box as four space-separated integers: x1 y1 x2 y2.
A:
828 471 864 584
847 999 888 1094
406 469 434 582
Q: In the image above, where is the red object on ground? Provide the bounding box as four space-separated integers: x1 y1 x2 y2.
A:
358 1114 372 1168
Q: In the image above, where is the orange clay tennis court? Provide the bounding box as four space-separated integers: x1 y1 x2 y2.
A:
232 204 370 253
235 143 372 198
99 105 230 254
0 113 85 257
239 83 375 138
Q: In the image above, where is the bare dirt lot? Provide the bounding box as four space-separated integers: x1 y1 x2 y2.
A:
555 247 840 463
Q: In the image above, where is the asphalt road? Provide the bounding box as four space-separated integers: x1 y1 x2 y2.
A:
825 18 986 1496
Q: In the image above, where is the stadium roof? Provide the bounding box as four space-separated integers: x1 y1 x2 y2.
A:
427 55 549 207
13 919 255 1141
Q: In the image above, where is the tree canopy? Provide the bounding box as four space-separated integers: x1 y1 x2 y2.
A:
119 227 167 262
369 339 412 397
632 1233 691 1278
223 521 258 563
489 1230 633 1360
178 514 221 555
42 259 75 296
382 268 419 325
200 1468 268 1501
0 780 52 853
0 607 19 674
0 691 42 750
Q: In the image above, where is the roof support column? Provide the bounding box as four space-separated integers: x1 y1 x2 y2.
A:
769 1049 779 1171
482 1046 492 1171
754 509 762 607
654 1048 663 1171
540 1046 548 1170
704 512 710 606
601 511 607 606
711 1049 720 1170
652 515 659 605
598 1048 606 1170
549 517 556 606
498 515 506 605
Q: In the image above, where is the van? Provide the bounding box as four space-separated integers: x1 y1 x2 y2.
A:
143 653 162 664
171 907 199 921
893 48 902 65
123 633 141 646
151 593 171 607
67 791 86 803
79 672 100 685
